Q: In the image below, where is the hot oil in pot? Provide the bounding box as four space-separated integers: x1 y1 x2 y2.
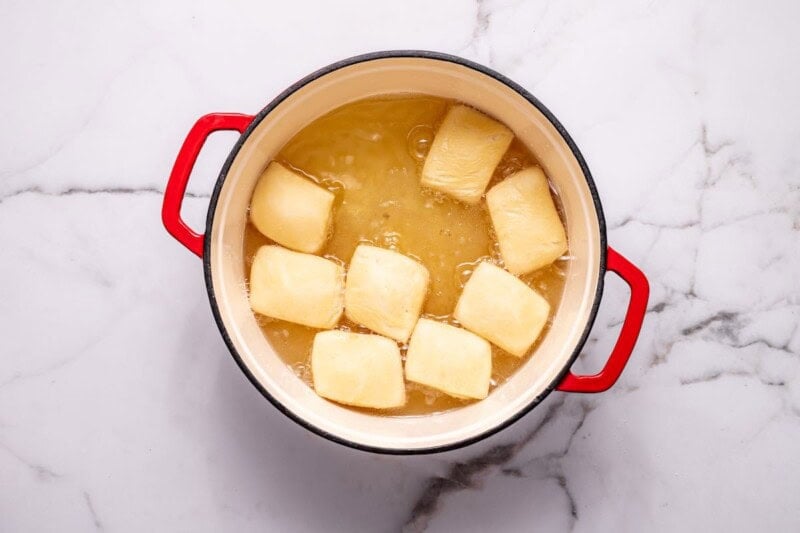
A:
243 95 568 416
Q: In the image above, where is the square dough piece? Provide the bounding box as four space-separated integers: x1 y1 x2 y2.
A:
486 166 568 275
404 318 492 400
454 262 551 357
249 245 344 329
311 331 406 409
249 161 335 253
421 105 514 204
344 245 429 342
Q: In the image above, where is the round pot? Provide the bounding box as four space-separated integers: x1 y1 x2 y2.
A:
162 51 649 454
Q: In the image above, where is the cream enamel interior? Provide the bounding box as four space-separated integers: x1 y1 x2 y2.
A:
208 57 602 451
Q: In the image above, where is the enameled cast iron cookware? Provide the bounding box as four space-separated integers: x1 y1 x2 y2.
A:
162 51 649 454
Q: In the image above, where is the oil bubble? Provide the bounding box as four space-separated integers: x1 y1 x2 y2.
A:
407 125 434 161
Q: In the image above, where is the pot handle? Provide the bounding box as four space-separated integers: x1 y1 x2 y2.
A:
162 113 254 257
556 246 649 393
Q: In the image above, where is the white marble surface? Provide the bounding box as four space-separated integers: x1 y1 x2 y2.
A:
2 0 799 531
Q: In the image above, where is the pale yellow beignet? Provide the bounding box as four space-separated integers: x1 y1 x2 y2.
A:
455 262 550 357
250 162 335 253
344 245 429 342
404 318 492 400
486 167 567 275
421 105 513 204
312 331 406 409
249 245 344 329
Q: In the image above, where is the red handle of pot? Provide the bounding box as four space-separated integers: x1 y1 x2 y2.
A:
557 247 649 393
162 113 254 257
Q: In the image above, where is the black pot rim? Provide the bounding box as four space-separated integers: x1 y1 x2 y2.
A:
202 50 608 455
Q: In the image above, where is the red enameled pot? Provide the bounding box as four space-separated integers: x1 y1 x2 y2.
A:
162 51 649 454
